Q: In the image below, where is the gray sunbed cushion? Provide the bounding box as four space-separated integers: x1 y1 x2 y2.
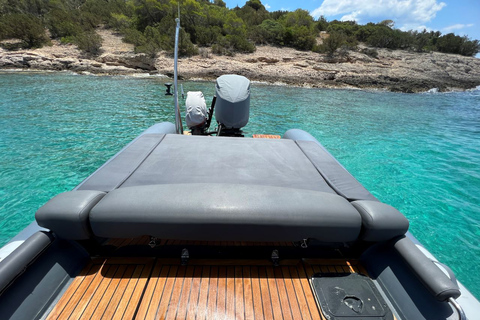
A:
77 134 165 192
352 200 409 241
89 184 362 242
121 135 336 194
35 190 106 239
296 140 378 201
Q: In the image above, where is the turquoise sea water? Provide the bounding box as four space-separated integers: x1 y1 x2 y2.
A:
1 72 479 297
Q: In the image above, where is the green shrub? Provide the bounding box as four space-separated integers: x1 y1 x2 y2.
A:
288 25 316 50
74 31 102 55
0 13 49 48
178 28 198 57
47 9 82 39
257 19 285 45
321 31 346 57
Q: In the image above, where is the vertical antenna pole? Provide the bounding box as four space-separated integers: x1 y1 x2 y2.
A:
174 10 183 134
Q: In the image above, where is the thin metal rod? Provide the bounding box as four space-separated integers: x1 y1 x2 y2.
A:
448 297 467 320
174 16 183 134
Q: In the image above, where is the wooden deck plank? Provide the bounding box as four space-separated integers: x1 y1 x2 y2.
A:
258 267 274 320
68 264 112 320
281 266 303 320
80 265 119 319
164 266 187 320
252 134 281 139
206 266 219 320
122 262 153 320
288 266 312 320
90 265 127 319
185 267 203 320
49 258 370 320
216 266 227 319
242 266 254 320
265 267 283 320
134 262 165 320
153 265 179 320
194 266 211 320
250 267 265 320
111 265 145 320
174 266 195 320
226 266 236 320
234 266 245 320
101 265 136 320
273 267 294 320
297 264 322 320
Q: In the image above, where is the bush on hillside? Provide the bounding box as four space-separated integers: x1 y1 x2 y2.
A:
319 31 346 57
74 31 102 55
0 13 49 48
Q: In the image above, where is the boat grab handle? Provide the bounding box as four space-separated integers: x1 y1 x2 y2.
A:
449 297 467 320
393 236 461 302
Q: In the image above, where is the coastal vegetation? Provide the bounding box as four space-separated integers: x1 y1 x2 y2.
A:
0 0 479 58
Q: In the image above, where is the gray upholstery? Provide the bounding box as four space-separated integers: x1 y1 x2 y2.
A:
284 129 377 201
394 236 461 301
352 200 409 241
141 122 176 134
0 232 54 294
77 134 165 192
89 184 362 242
121 134 337 194
35 190 106 240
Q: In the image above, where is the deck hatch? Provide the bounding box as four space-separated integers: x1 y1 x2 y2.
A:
311 272 393 320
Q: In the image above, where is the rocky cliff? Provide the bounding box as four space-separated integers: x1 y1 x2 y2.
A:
1 29 479 93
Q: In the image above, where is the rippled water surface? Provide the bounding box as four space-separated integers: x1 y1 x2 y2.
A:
1 72 479 297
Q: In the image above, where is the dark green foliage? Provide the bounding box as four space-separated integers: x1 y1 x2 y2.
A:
460 37 480 57
316 16 328 32
178 28 198 57
135 25 165 56
256 19 285 45
46 9 82 38
245 0 263 11
74 30 102 55
0 0 478 57
213 0 225 7
320 31 346 57
286 25 316 50
435 34 480 56
327 20 358 36
0 13 49 48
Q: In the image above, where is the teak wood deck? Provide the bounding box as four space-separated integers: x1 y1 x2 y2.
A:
47 258 365 320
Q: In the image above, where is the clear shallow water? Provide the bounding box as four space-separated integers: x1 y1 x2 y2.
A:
1 72 479 297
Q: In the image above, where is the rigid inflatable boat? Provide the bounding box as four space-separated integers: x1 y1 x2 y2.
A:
0 73 479 320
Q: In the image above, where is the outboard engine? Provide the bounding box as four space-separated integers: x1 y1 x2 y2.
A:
214 74 250 136
185 91 208 135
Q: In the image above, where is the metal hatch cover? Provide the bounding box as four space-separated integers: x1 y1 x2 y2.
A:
311 272 394 320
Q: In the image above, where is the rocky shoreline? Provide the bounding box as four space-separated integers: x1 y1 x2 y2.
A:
1 29 480 93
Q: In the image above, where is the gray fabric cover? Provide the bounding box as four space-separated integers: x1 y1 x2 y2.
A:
121 135 336 194
351 200 409 241
284 129 377 201
141 122 176 135
214 75 250 128
393 236 461 301
185 91 207 128
0 231 53 294
89 184 362 242
77 134 165 192
35 190 106 240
